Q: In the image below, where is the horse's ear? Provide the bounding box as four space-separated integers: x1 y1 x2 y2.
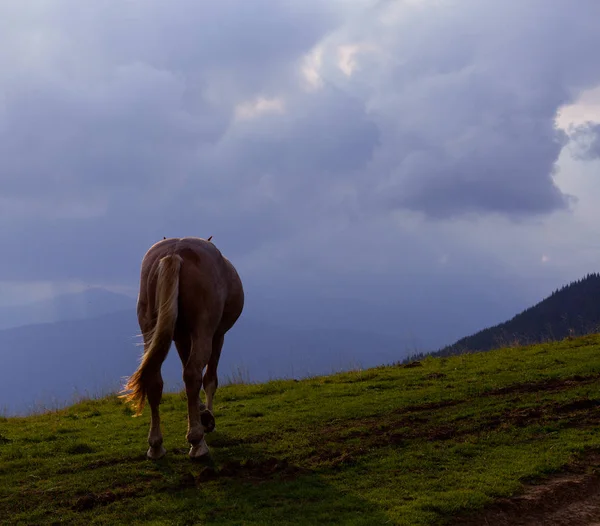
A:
207 235 213 242
163 236 166 240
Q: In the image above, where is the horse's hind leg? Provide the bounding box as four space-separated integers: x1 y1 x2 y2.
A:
146 368 166 459
143 346 167 460
138 315 167 460
203 333 224 414
183 334 213 458
176 334 206 412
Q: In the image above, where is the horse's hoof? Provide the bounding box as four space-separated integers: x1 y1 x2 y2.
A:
189 439 210 459
200 409 216 433
147 445 167 460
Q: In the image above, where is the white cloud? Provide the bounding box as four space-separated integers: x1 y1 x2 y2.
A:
337 44 360 76
556 85 600 131
301 46 324 91
235 97 285 121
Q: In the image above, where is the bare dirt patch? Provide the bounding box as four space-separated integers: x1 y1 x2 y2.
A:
487 373 600 397
179 457 307 487
452 452 600 526
72 486 141 512
395 399 462 414
402 361 423 368
214 457 306 481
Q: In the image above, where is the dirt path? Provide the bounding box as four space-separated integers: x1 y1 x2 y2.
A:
452 453 600 526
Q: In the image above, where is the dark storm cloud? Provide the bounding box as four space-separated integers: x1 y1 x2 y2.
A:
354 0 600 218
0 64 214 199
200 84 381 225
0 81 380 282
379 123 572 218
0 0 350 283
0 0 599 287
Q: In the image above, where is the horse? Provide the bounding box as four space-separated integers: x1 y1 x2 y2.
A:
120 236 244 460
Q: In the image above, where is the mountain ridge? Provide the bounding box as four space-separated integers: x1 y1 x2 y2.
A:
429 272 600 358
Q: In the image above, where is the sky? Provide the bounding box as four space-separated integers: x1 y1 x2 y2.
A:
0 0 600 349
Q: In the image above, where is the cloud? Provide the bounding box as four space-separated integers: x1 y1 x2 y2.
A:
570 123 600 161
338 0 599 218
0 0 599 308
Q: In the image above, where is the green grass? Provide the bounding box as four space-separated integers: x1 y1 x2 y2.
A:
3 335 600 525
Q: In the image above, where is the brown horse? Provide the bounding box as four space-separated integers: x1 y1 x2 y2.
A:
120 237 244 460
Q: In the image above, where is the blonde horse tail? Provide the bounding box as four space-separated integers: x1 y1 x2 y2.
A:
121 254 182 416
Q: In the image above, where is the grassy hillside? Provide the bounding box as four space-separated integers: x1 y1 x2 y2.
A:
3 335 600 525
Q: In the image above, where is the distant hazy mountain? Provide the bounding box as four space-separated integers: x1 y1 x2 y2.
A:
0 309 409 416
0 274 536 415
430 273 600 358
0 288 136 330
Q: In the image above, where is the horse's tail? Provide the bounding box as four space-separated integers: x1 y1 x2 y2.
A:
121 254 182 416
